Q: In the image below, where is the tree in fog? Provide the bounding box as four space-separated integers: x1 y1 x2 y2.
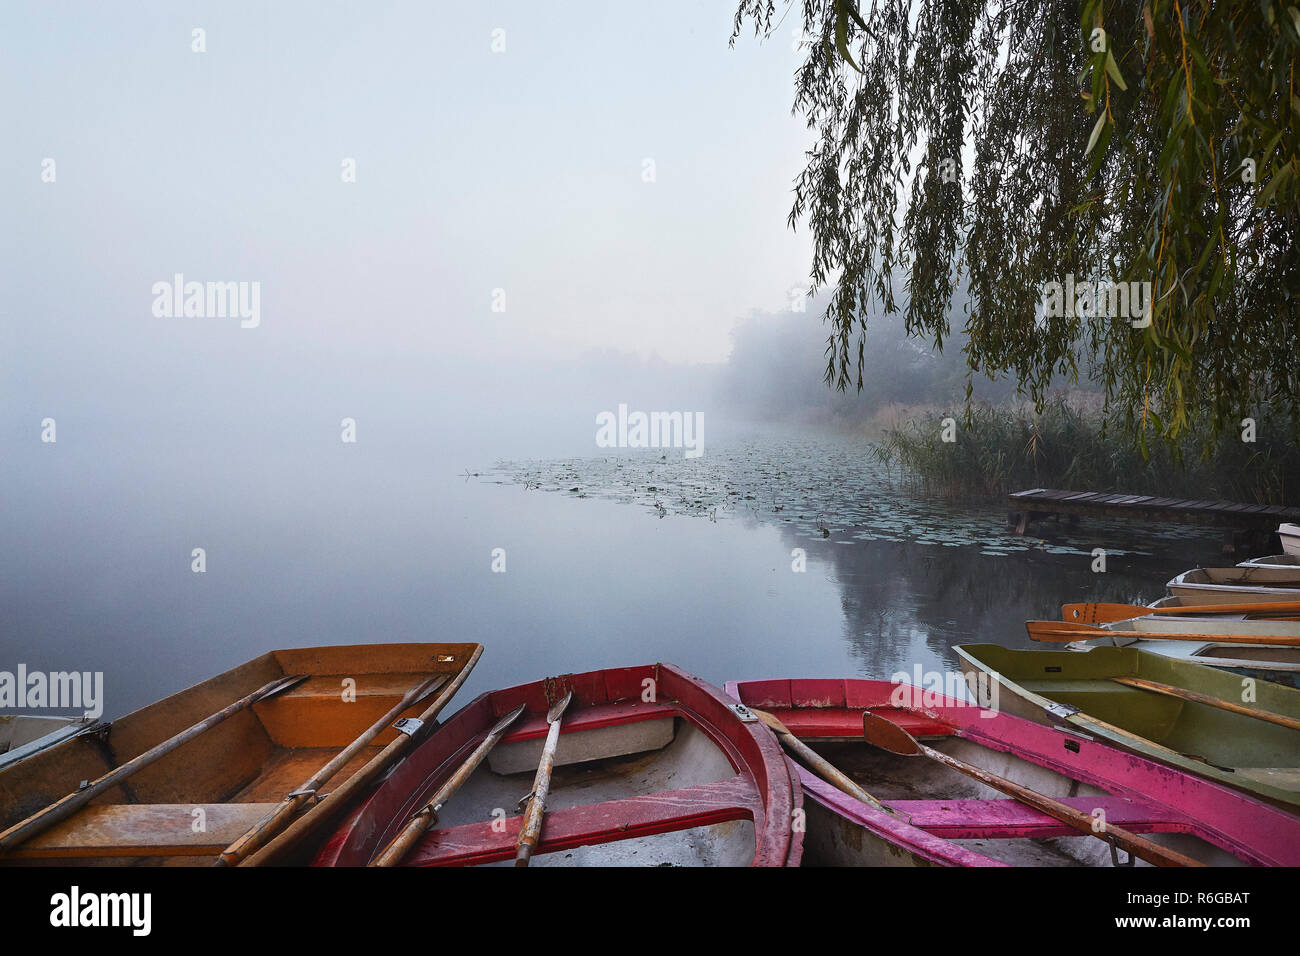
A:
733 1 1299 452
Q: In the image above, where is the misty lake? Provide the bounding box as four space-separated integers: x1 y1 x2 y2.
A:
1 418 1229 721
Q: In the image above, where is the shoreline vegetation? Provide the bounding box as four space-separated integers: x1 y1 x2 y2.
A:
720 304 1296 508
869 397 1300 507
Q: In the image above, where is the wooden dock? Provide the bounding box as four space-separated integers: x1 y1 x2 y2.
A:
1007 488 1300 552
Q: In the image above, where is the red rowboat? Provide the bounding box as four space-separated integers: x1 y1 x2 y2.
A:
315 664 801 866
725 678 1300 867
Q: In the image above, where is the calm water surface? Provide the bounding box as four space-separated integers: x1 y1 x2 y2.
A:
1 422 1226 719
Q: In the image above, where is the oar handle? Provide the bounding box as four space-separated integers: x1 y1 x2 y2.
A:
372 808 437 869
514 698 570 867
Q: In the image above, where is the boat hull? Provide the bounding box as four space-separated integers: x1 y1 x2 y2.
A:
1168 567 1300 604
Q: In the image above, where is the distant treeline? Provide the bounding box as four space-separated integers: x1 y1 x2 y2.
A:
718 299 1017 428
719 305 1298 507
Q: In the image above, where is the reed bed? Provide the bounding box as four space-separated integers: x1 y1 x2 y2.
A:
872 398 1300 506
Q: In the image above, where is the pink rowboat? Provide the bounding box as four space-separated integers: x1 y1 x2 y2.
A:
314 665 801 867
725 678 1300 867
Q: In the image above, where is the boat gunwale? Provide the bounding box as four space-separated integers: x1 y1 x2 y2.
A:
1168 567 1300 596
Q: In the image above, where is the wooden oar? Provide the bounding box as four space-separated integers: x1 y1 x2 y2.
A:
370 704 527 867
1063 600 1300 625
1112 677 1300 732
860 711 1205 868
216 672 446 866
1028 620 1300 646
0 673 308 854
514 690 572 867
751 708 895 815
238 643 483 866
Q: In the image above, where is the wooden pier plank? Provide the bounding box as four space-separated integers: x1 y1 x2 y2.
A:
1007 488 1300 546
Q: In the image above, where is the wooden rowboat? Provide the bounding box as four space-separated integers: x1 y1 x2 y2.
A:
1281 523 1300 557
1065 610 1300 688
314 664 802 866
0 642 481 864
725 677 1300 866
955 644 1300 811
1168 567 1300 604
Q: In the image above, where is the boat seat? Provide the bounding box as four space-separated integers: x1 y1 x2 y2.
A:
488 699 682 773
1021 679 1145 697
763 707 954 741
7 802 280 859
890 795 1185 840
275 673 442 700
730 679 964 737
400 775 761 867
254 673 450 748
500 698 679 743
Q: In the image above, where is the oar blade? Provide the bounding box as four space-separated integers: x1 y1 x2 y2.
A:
1061 603 1146 625
752 707 791 736
261 674 310 700
407 674 450 709
490 703 528 736
546 690 573 723
861 712 923 756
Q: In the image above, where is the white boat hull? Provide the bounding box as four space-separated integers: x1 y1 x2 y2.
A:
1240 554 1300 569
1167 566 1300 604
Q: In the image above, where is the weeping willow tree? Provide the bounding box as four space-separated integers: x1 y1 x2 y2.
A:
732 0 1300 453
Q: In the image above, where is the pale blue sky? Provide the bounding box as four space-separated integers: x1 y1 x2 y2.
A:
2 1 813 379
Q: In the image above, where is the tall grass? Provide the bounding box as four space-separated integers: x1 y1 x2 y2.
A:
873 398 1300 505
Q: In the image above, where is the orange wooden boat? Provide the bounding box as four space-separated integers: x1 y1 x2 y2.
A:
0 642 481 865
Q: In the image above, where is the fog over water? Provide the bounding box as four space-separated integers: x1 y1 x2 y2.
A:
1 3 1228 720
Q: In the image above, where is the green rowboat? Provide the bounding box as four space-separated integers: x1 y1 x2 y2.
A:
955 643 1300 811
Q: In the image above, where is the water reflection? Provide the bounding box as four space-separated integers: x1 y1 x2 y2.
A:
2 429 1229 720
498 433 1228 682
